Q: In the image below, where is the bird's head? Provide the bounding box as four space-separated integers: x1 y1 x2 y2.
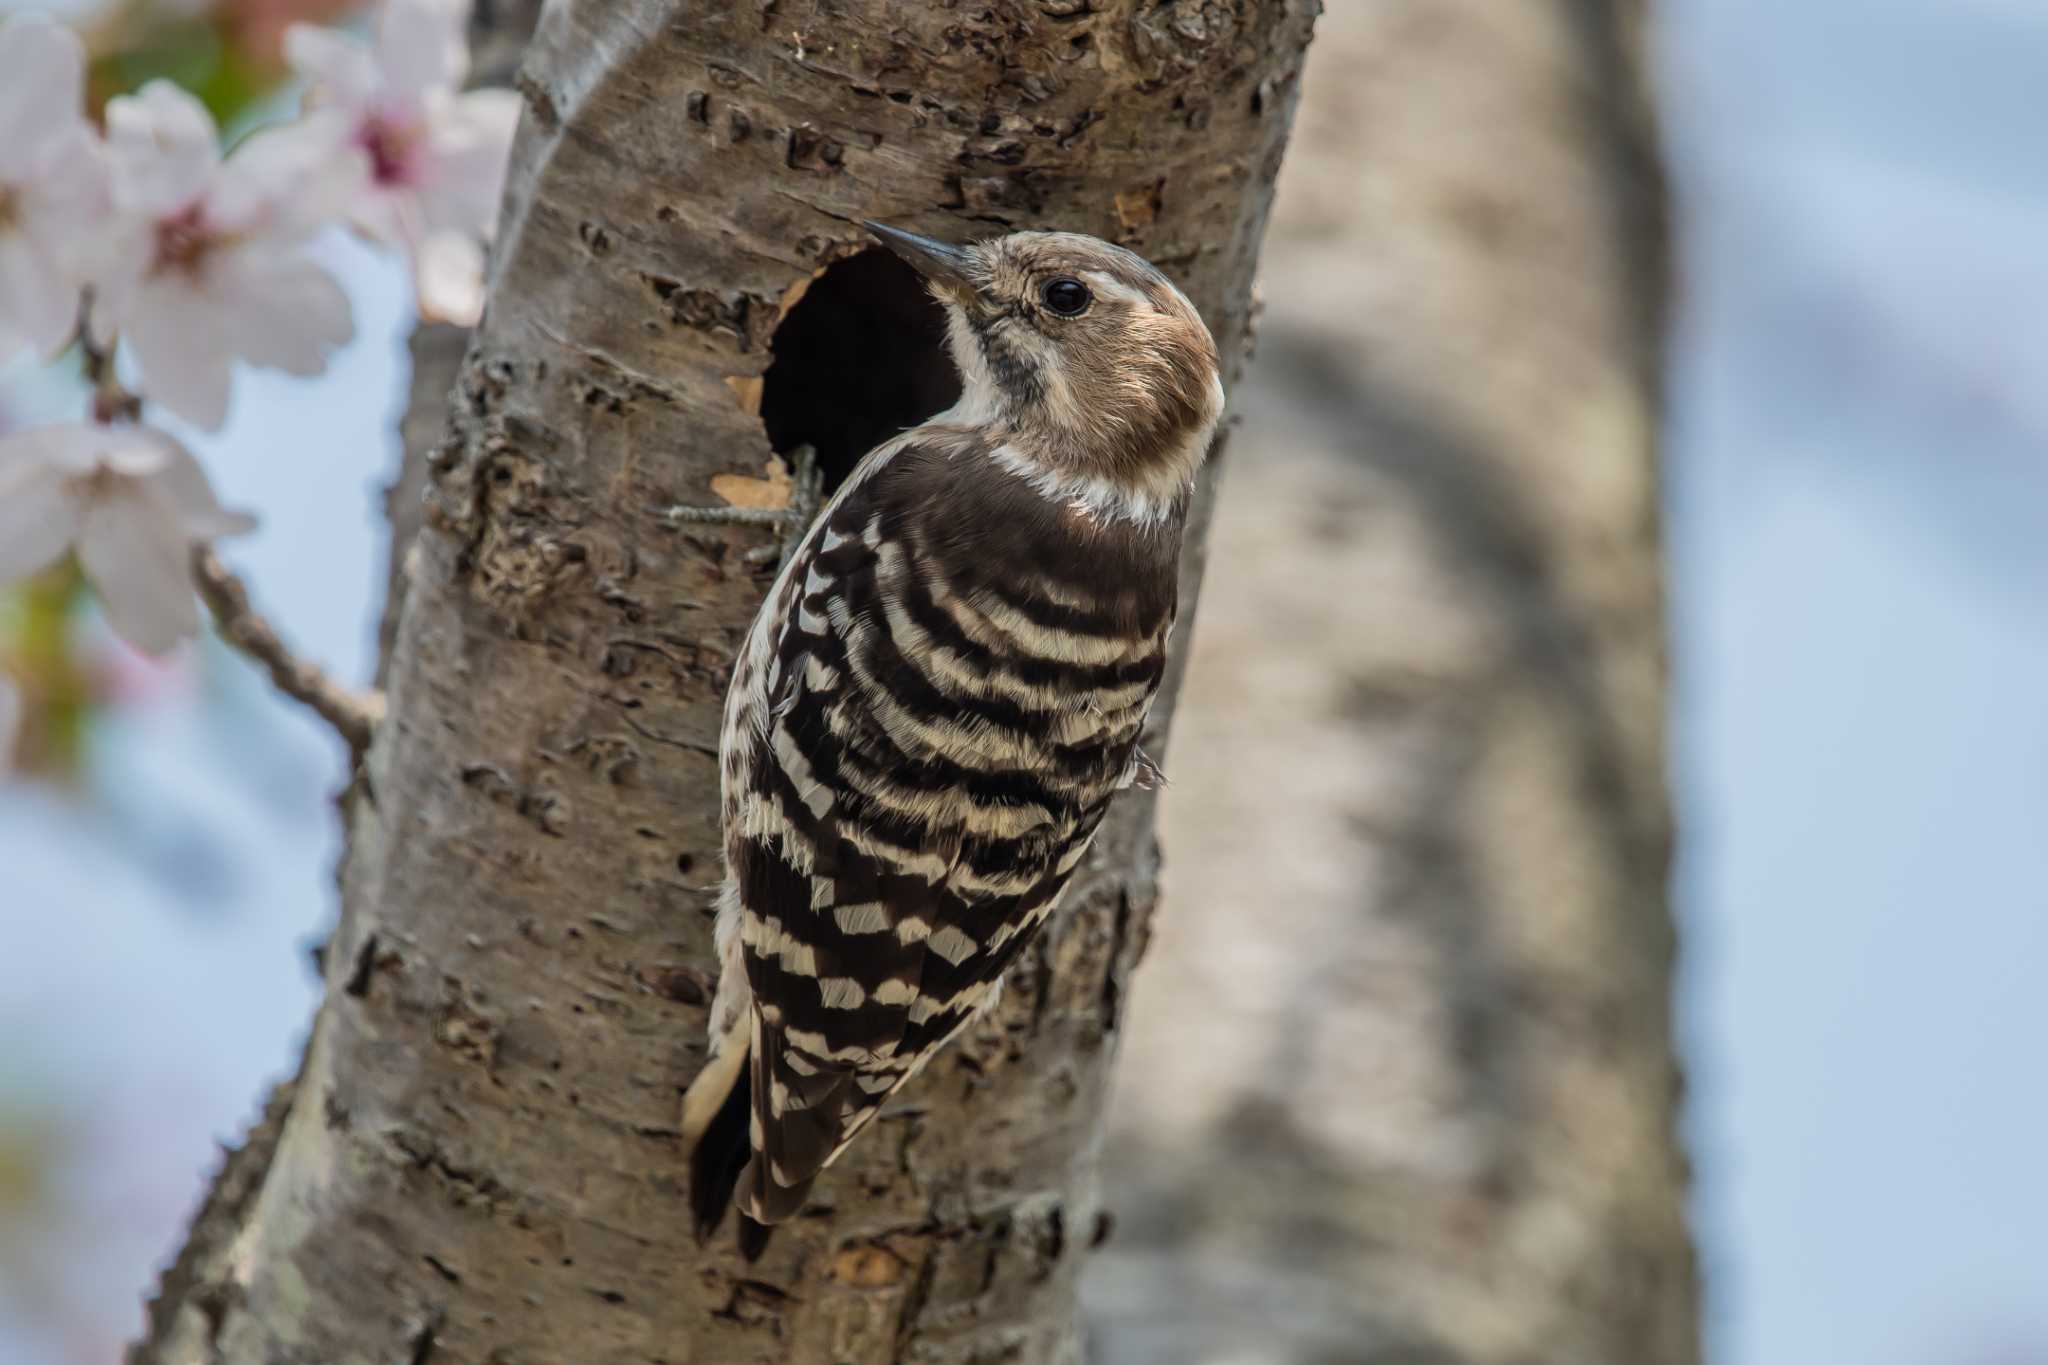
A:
865 221 1224 522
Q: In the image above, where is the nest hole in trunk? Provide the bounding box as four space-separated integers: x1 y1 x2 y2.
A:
759 248 961 496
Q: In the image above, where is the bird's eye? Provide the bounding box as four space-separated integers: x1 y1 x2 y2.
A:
1040 277 1092 317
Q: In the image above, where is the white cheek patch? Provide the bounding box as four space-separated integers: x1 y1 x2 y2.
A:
940 306 1005 426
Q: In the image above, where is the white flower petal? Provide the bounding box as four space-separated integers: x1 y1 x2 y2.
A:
126 279 236 430
4 423 108 476
105 81 220 215
0 233 80 361
216 247 354 377
77 483 199 655
0 480 78 581
85 219 154 341
419 88 519 239
374 0 469 103
0 439 81 584
284 23 379 111
0 16 87 179
90 431 175 481
345 185 410 247
138 430 256 540
212 110 367 240
20 124 114 275
414 230 485 325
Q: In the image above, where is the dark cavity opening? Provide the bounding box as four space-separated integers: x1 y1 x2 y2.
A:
759 248 960 495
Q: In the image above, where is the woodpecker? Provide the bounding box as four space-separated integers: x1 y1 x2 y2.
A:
681 221 1224 1255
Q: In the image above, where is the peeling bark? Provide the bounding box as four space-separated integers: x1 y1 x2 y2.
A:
135 3 1318 1362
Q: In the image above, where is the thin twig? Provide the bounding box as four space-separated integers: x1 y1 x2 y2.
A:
663 504 796 527
663 444 825 568
75 299 381 762
76 310 141 424
191 548 384 762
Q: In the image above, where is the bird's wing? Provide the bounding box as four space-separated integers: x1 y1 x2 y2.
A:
724 435 1105 1219
725 430 1167 1223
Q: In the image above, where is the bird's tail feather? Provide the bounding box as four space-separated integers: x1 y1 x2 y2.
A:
684 896 770 1253
688 1055 782 1260
737 1211 774 1262
681 1030 782 1260
686 1053 752 1242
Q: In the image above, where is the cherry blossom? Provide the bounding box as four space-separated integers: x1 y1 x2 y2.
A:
0 423 255 654
90 81 360 431
0 15 109 364
286 0 520 324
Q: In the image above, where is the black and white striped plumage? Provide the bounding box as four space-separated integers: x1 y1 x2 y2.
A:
682 225 1223 1250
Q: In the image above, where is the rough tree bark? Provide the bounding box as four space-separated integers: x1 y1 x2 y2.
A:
136 3 1318 1363
1088 2 1696 1362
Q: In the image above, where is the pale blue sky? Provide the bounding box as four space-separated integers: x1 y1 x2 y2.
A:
1663 2 2048 1360
4 2 2048 1360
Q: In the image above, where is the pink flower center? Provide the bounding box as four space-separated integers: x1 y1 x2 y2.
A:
360 116 422 187
152 205 216 277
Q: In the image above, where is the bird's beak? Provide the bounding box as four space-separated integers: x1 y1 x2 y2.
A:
864 221 976 294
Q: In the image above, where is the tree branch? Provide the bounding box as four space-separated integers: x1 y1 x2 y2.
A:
191 548 382 761
79 318 141 426
79 303 382 761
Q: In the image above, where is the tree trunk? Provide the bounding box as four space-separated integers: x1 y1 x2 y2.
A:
135 3 1318 1362
378 0 547 685
1088 2 1696 1362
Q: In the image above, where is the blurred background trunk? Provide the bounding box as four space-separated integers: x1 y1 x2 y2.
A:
1084 3 1697 1362
134 2 1317 1363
